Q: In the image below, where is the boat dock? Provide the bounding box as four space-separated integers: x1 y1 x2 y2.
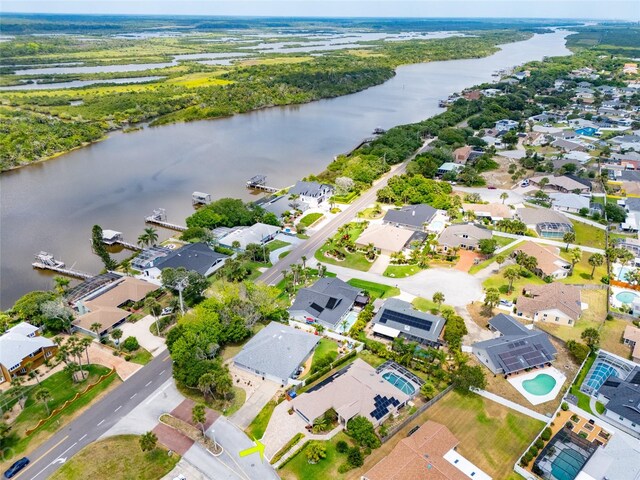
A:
145 208 187 232
32 252 93 280
101 230 142 251
334 136 376 159
192 191 212 206
246 175 283 193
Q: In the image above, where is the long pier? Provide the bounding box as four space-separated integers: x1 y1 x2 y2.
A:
32 262 93 280
145 208 187 232
109 239 142 251
334 136 376 160
246 175 284 193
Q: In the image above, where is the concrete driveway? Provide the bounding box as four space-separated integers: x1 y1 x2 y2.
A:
119 314 167 357
228 366 281 430
261 400 307 460
87 341 142 381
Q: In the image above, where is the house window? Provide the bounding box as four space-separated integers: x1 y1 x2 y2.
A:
555 317 560 322
568 320 573 325
619 416 624 421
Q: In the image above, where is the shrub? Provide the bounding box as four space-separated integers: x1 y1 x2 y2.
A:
528 446 538 457
337 464 352 474
336 440 349 454
124 354 132 361
347 447 364 467
347 416 381 449
566 340 590 363
561 402 569 412
306 441 327 464
535 438 545 450
523 451 534 462
541 427 552 441
122 336 140 352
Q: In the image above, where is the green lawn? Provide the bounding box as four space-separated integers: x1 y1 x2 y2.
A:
279 250 291 260
311 339 339 370
569 353 597 414
558 250 607 285
267 239 291 252
482 266 545 301
412 297 440 313
1 365 119 461
383 264 422 278
299 213 324 228
571 221 606 249
494 236 517 248
346 278 400 300
469 242 521 275
424 391 545 479
176 383 246 417
315 226 372 271
129 348 153 365
50 435 179 480
246 400 277 440
357 350 387 368
279 432 354 480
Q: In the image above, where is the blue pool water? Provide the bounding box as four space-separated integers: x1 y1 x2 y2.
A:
337 311 359 334
382 371 416 395
575 127 598 136
615 291 639 304
615 266 634 283
551 448 586 480
585 362 619 392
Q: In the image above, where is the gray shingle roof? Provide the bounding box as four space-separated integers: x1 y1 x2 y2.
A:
233 322 319 382
383 204 437 230
288 181 334 198
152 242 228 275
372 298 445 343
437 224 491 248
289 277 361 328
598 370 640 425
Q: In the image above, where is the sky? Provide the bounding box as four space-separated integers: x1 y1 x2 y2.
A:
3 0 640 21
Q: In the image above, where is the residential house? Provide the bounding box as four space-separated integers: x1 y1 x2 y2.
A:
362 420 491 480
623 325 640 363
436 162 464 176
551 138 587 152
550 130 578 141
142 242 229 282
515 208 574 239
72 277 158 337
232 322 319 386
527 175 591 194
0 323 58 384
288 277 366 332
472 314 557 376
382 204 437 232
292 359 419 427
262 194 309 218
516 284 583 326
218 223 280 250
611 135 640 152
462 203 513 223
131 246 173 272
525 131 546 147
596 367 640 436
512 241 572 279
564 151 592 164
453 145 472 165
614 236 640 266
495 119 518 132
548 193 590 214
355 223 415 255
287 181 335 208
623 63 638 75
437 224 492 251
371 298 446 348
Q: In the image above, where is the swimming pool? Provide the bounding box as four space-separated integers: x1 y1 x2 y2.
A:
551 448 586 480
585 361 619 392
615 291 639 304
522 373 557 396
429 220 445 231
382 371 416 395
615 266 634 282
337 311 359 334
575 127 598 136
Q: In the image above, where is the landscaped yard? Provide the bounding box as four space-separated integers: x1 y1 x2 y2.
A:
129 348 153 365
569 353 597 414
346 278 400 300
571 221 606 249
558 250 607 285
411 297 440 313
267 239 291 252
482 265 545 300
279 432 355 480
310 339 339 371
176 383 246 417
246 399 278 440
0 364 120 462
49 435 179 480
299 213 324 228
315 223 372 271
383 264 422 278
469 241 521 275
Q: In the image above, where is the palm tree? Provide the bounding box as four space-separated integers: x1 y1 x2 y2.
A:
301 256 307 270
144 227 158 246
111 328 123 349
563 232 576 252
137 231 149 247
28 368 41 385
192 403 207 436
500 192 509 204
90 322 103 338
35 388 52 416
139 431 158 452
588 253 604 279
569 247 583 272
432 292 445 309
145 297 162 336
11 376 26 409
121 259 132 276
503 266 521 294
81 337 92 365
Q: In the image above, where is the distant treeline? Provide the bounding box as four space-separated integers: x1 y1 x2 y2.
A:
567 25 640 56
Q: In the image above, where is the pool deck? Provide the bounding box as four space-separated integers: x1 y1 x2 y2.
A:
610 285 639 309
508 367 566 406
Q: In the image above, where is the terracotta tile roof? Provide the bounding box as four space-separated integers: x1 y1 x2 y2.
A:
517 283 582 320
363 421 467 480
514 241 570 277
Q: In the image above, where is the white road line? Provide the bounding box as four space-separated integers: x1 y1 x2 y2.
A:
114 405 122 412
57 441 78 458
79 434 87 441
130 393 137 399
145 381 152 387
97 419 105 426
159 369 166 376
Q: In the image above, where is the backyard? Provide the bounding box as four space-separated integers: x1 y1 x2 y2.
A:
571 221 606 250
558 250 607 285
49 435 179 480
346 278 400 300
279 432 355 480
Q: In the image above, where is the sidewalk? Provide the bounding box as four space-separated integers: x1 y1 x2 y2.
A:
471 388 549 422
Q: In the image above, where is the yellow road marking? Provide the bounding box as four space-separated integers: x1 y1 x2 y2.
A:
14 435 69 478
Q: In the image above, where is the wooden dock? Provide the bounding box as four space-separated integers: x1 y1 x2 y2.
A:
246 175 283 193
334 136 376 159
109 239 142 251
145 208 187 232
32 262 93 280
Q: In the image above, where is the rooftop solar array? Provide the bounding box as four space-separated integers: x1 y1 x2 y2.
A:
379 310 433 332
497 341 553 373
370 394 400 421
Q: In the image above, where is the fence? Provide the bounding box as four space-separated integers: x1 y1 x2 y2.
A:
24 368 116 436
380 385 453 443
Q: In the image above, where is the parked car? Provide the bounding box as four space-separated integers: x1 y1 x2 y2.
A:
520 180 530 187
499 299 513 307
488 185 497 190
4 457 29 479
161 307 174 316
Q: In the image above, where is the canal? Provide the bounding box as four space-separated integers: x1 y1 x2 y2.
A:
0 29 571 308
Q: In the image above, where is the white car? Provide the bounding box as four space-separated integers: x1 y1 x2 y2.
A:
161 306 174 316
173 475 186 480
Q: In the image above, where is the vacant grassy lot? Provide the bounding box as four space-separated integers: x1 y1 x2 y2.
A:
571 221 606 249
246 400 278 440
384 264 422 278
346 278 400 299
50 435 179 480
299 213 324 228
279 432 355 480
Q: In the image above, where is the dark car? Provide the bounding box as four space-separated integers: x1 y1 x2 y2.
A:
4 457 29 478
487 185 497 190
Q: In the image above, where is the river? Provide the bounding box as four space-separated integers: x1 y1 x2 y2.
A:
0 29 571 308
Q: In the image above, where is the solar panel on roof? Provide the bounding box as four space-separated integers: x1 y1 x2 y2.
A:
630 371 640 385
310 302 324 313
325 297 340 310
379 310 433 331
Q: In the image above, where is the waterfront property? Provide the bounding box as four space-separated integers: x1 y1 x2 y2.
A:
512 241 572 279
623 325 640 363
362 420 491 480
371 298 445 348
217 223 280 250
232 322 319 386
287 181 335 208
515 283 584 326
0 322 58 384
292 359 417 427
140 242 228 282
72 276 158 337
472 314 557 376
288 277 368 332
507 367 566 406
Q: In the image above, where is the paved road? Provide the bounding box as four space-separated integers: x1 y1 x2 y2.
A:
258 138 433 286
10 351 173 479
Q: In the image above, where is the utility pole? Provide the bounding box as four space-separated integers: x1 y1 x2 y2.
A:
174 277 189 315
